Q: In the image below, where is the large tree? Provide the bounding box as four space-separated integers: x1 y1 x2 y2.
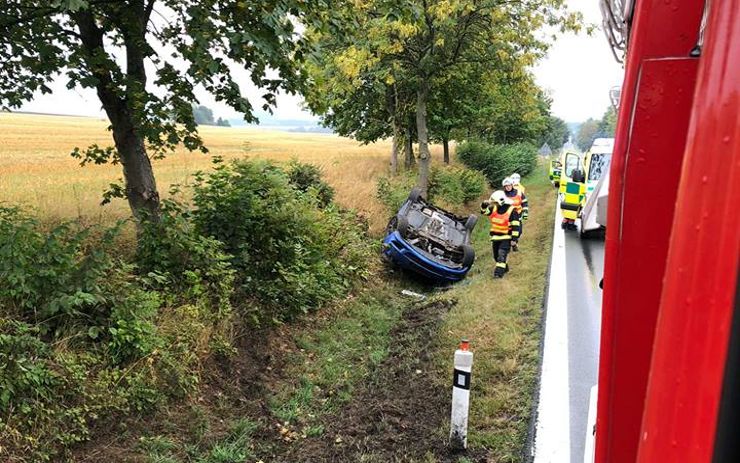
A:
575 106 617 151
598 105 617 137
1 0 333 220
469 69 551 144
576 118 600 151
304 26 418 175
541 115 570 150
428 68 484 164
307 0 582 196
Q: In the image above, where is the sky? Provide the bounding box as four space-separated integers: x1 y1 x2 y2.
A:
17 1 625 124
533 1 625 122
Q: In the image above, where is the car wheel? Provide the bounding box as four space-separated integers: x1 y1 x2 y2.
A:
464 214 478 231
396 214 410 238
408 187 423 202
461 244 475 268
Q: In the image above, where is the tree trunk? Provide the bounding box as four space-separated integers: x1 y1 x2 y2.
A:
390 129 400 175
74 10 160 221
113 124 161 219
404 124 415 168
443 138 450 164
388 84 400 175
415 83 431 197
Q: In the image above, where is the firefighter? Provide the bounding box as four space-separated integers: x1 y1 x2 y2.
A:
511 172 526 195
503 177 528 246
481 190 521 278
510 173 529 222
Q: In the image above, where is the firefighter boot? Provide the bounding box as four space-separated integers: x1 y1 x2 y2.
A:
494 262 507 278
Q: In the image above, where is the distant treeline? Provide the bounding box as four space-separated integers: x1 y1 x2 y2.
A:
192 104 231 127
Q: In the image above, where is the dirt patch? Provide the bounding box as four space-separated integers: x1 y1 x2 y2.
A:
277 297 486 463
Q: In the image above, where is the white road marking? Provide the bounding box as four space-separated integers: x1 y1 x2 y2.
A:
534 207 571 462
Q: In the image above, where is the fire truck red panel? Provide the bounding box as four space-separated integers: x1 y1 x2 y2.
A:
637 2 740 461
596 1 706 461
599 58 698 463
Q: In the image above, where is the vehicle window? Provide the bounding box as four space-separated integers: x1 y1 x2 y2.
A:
564 154 580 177
588 153 612 181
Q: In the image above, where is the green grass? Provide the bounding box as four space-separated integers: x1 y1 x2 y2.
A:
267 289 406 433
141 418 260 463
436 161 556 461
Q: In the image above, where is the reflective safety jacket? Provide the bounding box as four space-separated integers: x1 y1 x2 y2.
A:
514 183 526 195
505 188 529 217
481 202 521 241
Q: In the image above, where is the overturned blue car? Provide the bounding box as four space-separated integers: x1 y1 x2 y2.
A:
382 188 478 283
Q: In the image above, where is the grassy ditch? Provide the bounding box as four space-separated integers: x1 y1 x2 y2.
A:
436 162 556 461
173 162 556 463
119 285 412 463
204 162 553 463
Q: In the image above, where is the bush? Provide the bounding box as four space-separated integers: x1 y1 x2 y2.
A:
375 173 418 214
0 207 218 460
136 197 235 316
0 207 135 337
375 165 485 215
457 140 538 187
286 159 335 208
429 165 486 205
0 320 57 409
191 159 372 323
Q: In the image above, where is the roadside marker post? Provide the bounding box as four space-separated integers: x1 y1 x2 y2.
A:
450 339 474 450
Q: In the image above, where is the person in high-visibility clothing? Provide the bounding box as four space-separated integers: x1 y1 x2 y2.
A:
510 173 526 195
508 174 529 220
481 190 521 278
560 167 586 230
502 177 528 247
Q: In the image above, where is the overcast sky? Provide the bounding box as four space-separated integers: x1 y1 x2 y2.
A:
17 1 624 124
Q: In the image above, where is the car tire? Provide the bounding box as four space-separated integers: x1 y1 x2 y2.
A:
408 187 423 202
461 244 475 268
464 214 478 231
396 214 410 238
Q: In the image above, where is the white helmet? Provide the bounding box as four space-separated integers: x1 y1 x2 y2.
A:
511 173 521 184
502 177 514 187
490 190 507 206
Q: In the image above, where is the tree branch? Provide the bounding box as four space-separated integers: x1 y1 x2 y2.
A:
144 0 156 24
72 10 126 123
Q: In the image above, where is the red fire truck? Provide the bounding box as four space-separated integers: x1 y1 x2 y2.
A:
595 0 738 462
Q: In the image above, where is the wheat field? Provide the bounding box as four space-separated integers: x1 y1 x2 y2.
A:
0 112 445 232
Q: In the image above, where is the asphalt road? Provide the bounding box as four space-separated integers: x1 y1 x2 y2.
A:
534 210 605 463
563 231 604 462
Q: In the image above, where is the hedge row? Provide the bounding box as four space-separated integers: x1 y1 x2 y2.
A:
456 140 538 188
376 165 486 215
